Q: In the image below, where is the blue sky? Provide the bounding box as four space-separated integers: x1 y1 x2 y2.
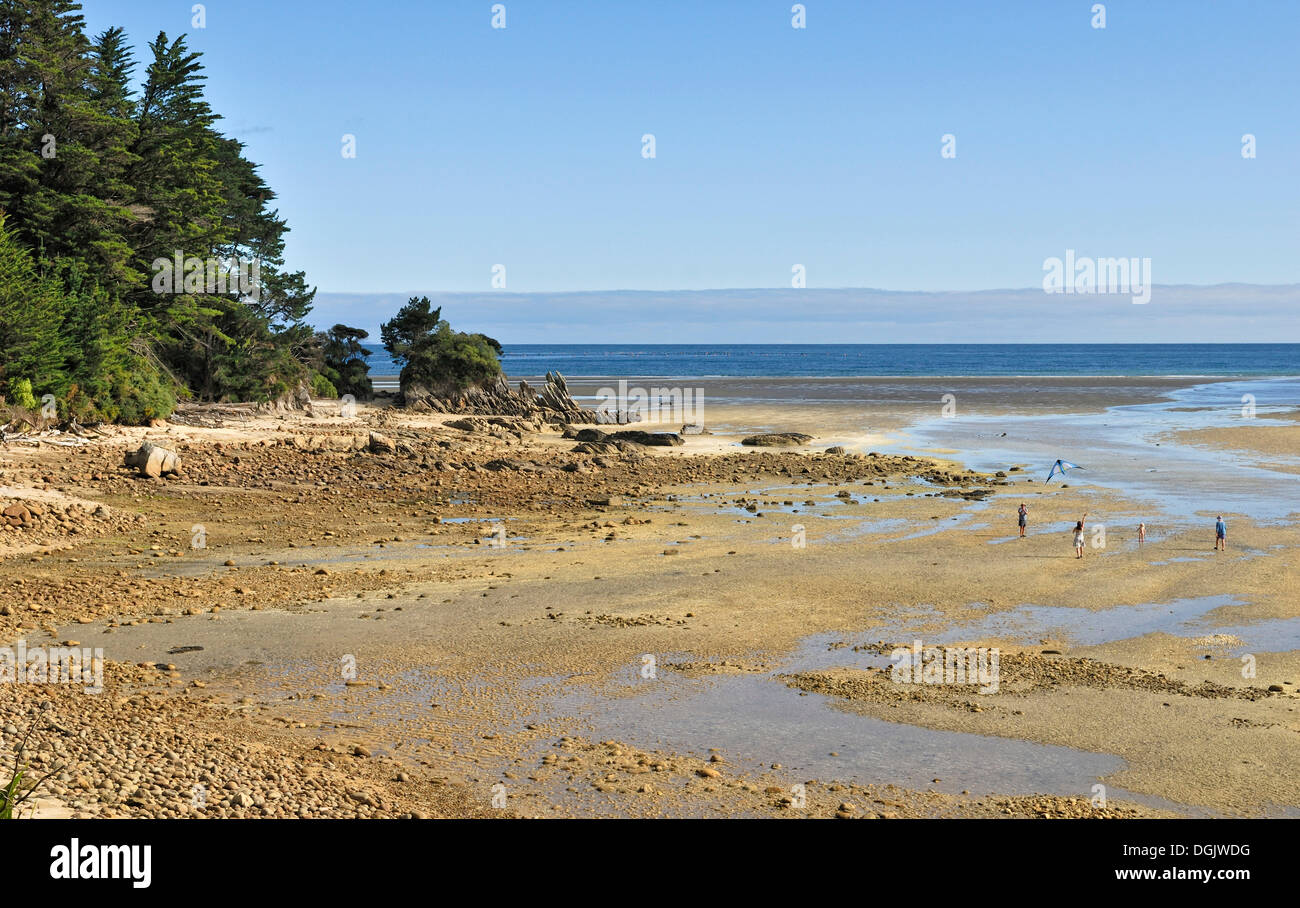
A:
83 1 1299 339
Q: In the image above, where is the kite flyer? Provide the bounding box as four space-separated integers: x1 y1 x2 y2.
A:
1215 516 1227 551
1017 503 1028 537
1073 512 1088 558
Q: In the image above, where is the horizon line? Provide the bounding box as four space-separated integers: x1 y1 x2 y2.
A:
360 341 1300 347
315 281 1300 296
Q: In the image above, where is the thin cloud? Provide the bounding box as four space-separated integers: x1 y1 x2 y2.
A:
308 285 1300 344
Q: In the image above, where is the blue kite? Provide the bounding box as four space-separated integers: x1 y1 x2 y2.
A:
1045 459 1084 482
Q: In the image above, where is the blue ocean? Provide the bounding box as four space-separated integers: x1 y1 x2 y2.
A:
364 344 1299 380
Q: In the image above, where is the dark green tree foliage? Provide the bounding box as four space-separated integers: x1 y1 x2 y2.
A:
0 213 65 398
380 297 502 393
52 256 176 422
0 1 341 421
316 324 373 400
379 297 443 368
0 211 176 421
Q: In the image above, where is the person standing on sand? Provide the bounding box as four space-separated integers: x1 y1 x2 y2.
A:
1073 512 1088 559
1017 503 1028 538
1138 522 1146 544
1215 516 1227 551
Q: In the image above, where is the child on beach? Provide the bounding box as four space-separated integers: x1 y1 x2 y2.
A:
1215 516 1226 551
1138 522 1145 544
1073 512 1088 559
1017 504 1028 538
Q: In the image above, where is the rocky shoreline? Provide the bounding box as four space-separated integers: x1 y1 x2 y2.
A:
2 398 1296 819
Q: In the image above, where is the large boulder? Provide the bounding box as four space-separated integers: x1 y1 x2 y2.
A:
2 503 32 527
124 442 181 478
367 432 396 455
608 430 683 447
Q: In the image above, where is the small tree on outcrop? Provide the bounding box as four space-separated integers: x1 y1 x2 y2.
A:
380 297 502 395
317 324 373 399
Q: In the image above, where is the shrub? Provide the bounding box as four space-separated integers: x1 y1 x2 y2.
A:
380 298 501 395
6 378 38 411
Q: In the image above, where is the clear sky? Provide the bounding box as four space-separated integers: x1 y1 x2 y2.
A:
83 0 1299 303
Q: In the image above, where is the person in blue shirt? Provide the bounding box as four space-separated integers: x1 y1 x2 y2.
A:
1215 516 1226 551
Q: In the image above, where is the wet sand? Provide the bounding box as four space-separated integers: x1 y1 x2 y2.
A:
1172 424 1300 475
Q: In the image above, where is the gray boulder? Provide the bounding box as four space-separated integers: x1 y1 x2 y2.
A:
124 442 181 478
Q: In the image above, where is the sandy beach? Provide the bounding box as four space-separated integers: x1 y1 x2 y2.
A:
2 377 1298 819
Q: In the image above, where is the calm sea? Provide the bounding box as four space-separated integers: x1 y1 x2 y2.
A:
363 344 1300 380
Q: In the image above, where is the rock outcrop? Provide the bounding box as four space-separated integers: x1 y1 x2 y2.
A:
402 372 598 424
741 433 813 447
445 416 543 436
254 381 313 414
608 430 683 447
567 428 683 450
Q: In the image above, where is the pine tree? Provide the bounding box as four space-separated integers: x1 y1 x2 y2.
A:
381 298 502 394
318 325 374 400
128 31 225 283
0 212 66 401
0 3 324 420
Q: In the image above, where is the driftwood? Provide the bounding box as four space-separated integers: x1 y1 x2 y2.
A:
169 402 258 428
0 414 109 445
167 383 311 429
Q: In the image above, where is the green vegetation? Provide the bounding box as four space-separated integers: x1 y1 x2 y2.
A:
0 1 339 422
315 324 374 401
380 297 502 395
0 706 62 819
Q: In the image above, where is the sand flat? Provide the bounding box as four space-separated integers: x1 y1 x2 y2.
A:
3 386 1297 818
